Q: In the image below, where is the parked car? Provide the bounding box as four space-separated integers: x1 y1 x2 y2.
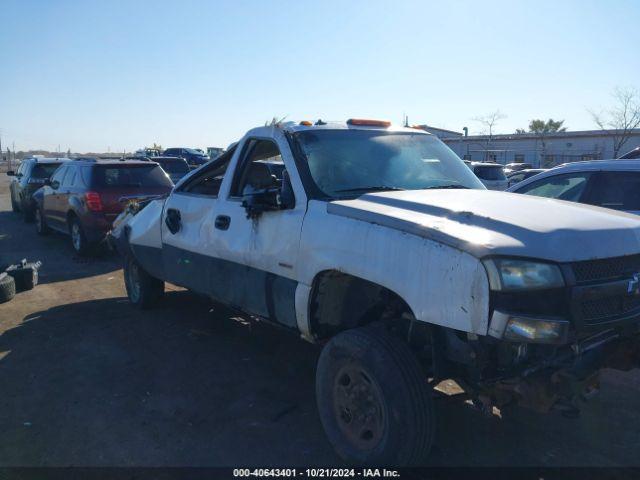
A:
113 119 640 465
507 159 640 215
468 161 508 190
32 159 173 254
163 148 209 168
153 156 190 183
506 168 546 187
504 162 533 175
619 146 640 159
7 157 70 221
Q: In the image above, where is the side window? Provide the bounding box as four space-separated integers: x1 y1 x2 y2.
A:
516 173 590 202
180 147 236 196
62 166 76 187
50 166 67 186
584 172 640 211
231 139 284 197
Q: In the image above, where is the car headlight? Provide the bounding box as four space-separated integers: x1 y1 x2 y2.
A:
483 258 564 291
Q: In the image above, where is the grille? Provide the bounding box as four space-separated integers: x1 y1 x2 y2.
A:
581 294 640 323
571 254 640 284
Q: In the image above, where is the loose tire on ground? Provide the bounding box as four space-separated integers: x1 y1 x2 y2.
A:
316 323 434 466
0 273 16 304
35 206 50 235
124 256 164 309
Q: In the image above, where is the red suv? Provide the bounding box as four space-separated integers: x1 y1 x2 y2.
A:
33 159 173 254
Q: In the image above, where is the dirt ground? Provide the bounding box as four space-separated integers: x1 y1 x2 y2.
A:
0 172 639 467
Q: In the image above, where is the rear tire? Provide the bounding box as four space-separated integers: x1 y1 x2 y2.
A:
0 273 16 304
69 216 91 256
124 256 164 309
10 194 19 213
316 324 434 466
35 206 50 235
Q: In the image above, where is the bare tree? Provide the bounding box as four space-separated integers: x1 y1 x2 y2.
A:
590 86 640 158
472 110 506 161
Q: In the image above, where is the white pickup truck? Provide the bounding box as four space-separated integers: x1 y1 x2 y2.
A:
113 119 640 465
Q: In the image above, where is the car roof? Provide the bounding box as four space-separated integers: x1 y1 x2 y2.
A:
72 158 157 166
507 159 640 192
470 162 503 167
154 156 186 161
27 157 71 164
244 121 430 137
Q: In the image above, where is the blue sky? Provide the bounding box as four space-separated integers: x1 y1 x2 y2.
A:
1 0 638 152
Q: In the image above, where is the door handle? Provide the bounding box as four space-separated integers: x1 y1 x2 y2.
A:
215 215 230 230
165 208 181 234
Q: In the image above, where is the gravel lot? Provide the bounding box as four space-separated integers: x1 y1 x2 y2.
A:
0 171 639 466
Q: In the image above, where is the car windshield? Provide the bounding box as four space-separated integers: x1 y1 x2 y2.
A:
157 159 189 174
31 163 64 178
92 165 174 188
185 148 205 156
474 166 506 181
294 130 485 198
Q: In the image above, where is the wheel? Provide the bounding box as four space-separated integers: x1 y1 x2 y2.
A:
35 206 50 235
0 273 16 304
124 256 164 309
69 216 90 255
10 193 19 213
316 324 434 466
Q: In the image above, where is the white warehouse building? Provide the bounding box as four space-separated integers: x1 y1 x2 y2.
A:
418 125 640 168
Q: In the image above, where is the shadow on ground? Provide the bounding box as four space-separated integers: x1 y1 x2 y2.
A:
0 211 120 284
1 290 639 466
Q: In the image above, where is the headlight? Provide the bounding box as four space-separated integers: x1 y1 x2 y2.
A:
483 258 564 291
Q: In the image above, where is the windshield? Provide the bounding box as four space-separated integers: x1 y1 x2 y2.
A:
92 165 174 188
294 130 485 198
157 159 189 173
31 163 64 178
474 166 506 181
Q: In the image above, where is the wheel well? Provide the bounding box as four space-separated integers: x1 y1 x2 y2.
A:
309 270 417 341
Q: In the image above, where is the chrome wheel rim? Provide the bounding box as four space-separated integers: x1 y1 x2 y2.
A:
71 223 81 251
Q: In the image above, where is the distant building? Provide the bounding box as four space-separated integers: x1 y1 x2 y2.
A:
420 127 640 167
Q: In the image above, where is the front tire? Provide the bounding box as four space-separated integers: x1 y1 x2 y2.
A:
124 256 164 309
316 324 434 466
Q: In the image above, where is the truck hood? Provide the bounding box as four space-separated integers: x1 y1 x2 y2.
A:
327 189 640 262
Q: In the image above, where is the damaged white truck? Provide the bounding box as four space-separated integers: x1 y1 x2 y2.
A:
112 119 640 465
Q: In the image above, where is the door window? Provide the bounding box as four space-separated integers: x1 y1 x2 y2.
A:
181 146 236 196
62 167 76 187
50 166 68 188
584 172 640 211
231 139 284 197
516 173 590 202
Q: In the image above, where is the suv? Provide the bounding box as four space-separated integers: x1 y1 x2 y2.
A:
507 160 640 215
153 156 190 184
33 159 173 254
7 157 70 221
469 161 508 190
114 120 640 465
163 148 209 168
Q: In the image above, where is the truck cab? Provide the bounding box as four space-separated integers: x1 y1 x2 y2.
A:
115 120 640 465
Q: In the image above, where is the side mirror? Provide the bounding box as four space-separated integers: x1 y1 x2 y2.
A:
242 189 280 218
44 178 52 186
50 179 59 189
6 170 15 176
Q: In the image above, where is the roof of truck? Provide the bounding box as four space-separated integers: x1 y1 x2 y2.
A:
255 120 432 135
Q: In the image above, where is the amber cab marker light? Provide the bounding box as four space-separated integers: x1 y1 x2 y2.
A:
299 120 313 126
347 118 392 128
